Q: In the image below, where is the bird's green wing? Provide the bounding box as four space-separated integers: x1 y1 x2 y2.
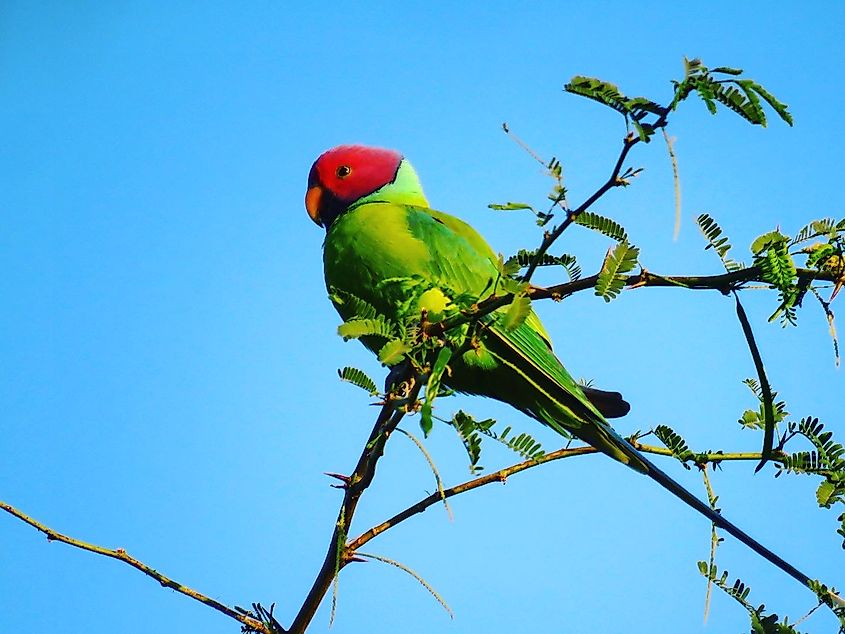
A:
415 207 553 345
405 206 644 469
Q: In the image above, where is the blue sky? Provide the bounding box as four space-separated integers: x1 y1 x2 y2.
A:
2 2 844 633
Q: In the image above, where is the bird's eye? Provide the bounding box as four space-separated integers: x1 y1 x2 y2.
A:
336 165 352 178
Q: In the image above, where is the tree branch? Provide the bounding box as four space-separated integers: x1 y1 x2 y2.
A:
522 105 670 283
346 441 781 553
287 370 422 634
0 500 268 633
427 265 836 339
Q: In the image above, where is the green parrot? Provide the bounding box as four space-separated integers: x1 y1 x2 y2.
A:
305 144 810 587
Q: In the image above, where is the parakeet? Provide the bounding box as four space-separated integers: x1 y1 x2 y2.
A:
305 144 811 587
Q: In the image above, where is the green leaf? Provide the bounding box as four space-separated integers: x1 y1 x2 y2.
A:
739 409 763 430
750 611 802 634
697 563 807 632
558 254 582 281
565 76 629 114
499 253 522 277
625 95 665 116
488 202 534 211
328 287 379 320
420 347 453 437
564 75 665 123
695 213 744 271
816 480 845 508
496 425 545 461
337 366 379 396
595 240 639 302
697 563 755 611
575 211 628 242
670 59 793 128
751 230 787 255
502 293 531 330
712 81 766 125
631 118 651 142
746 80 794 126
712 66 744 75
498 276 529 295
448 410 496 473
504 250 582 281
779 418 845 512
739 387 787 431
752 235 798 326
337 317 395 341
654 424 694 468
791 218 840 246
378 339 410 366
507 249 563 268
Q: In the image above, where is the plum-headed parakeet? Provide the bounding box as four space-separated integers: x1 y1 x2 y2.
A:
304 144 812 588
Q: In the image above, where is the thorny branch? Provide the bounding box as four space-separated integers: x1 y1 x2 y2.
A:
346 441 786 552
287 368 422 634
0 369 425 634
0 500 269 633
4 426 840 632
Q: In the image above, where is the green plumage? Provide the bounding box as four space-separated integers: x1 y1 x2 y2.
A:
310 147 820 590
322 160 646 472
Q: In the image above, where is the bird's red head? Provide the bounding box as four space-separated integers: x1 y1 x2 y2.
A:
305 145 403 228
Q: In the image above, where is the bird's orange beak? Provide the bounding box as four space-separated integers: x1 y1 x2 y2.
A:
305 185 324 226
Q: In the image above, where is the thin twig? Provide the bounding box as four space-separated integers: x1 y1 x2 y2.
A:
347 442 776 552
396 428 453 521
502 122 549 169
357 552 454 618
522 107 670 283
663 128 682 240
701 465 720 623
0 500 268 633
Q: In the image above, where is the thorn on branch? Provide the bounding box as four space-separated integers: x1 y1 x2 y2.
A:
325 472 351 486
628 269 648 289
345 555 368 564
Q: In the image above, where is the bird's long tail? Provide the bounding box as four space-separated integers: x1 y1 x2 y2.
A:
580 420 845 605
614 436 813 588
479 324 839 601
555 410 814 585
532 398 819 587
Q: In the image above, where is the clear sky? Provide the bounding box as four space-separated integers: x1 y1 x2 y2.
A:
2 3 844 633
